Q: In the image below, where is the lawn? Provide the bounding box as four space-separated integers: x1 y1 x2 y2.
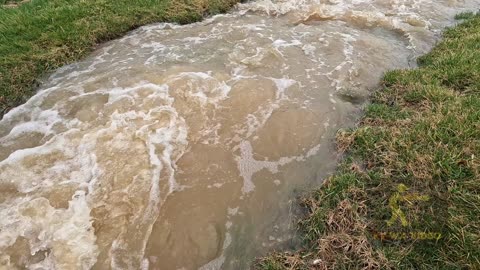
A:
0 0 241 117
2 1 479 269
257 12 480 270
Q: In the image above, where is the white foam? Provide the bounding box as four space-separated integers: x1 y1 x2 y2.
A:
2 0 479 267
235 140 322 194
0 192 98 269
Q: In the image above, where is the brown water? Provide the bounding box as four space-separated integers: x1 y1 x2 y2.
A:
1 0 479 269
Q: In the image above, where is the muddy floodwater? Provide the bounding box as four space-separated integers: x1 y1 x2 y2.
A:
0 0 479 269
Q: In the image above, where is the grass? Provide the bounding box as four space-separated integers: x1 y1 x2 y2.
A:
1 1 478 268
256 12 480 270
0 0 242 117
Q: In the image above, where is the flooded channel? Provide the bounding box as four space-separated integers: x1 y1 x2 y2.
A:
1 0 479 269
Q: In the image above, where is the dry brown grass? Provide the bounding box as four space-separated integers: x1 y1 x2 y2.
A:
257 12 480 270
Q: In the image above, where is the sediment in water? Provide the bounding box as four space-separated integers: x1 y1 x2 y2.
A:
1 0 479 269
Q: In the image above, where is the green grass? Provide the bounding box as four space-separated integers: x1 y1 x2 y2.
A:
0 0 241 117
2 2 478 268
256 13 480 270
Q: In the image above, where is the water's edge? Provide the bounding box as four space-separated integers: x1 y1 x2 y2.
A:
1 1 479 269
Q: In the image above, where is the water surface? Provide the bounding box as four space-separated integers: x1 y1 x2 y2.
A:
1 0 479 269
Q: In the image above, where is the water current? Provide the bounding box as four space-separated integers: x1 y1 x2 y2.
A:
1 0 479 269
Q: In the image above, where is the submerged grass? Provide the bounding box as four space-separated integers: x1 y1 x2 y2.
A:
257 13 480 270
0 0 241 117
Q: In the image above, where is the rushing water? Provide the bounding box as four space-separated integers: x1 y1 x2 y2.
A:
1 0 479 269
